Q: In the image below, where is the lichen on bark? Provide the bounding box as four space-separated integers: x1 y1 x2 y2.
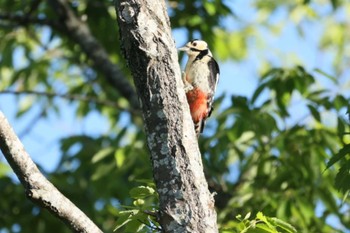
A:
115 0 218 232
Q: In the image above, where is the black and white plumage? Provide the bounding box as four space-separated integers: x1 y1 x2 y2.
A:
179 39 220 137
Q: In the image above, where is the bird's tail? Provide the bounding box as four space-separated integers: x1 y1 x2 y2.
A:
194 120 205 138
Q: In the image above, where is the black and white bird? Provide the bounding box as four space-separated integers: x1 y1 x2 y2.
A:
179 39 220 137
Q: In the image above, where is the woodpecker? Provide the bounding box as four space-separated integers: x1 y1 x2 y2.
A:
179 39 220 137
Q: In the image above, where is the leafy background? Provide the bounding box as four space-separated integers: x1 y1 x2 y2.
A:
0 0 350 232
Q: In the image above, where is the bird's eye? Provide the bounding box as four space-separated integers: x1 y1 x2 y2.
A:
192 42 197 47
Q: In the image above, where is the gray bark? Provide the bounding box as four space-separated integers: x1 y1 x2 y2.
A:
115 1 218 232
0 112 102 233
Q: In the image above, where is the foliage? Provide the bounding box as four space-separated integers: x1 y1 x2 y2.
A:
1 0 350 233
221 212 297 233
113 185 159 233
205 66 350 232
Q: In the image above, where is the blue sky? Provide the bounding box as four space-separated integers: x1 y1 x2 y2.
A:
0 0 349 231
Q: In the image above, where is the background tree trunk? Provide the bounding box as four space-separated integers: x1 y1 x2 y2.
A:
115 0 218 232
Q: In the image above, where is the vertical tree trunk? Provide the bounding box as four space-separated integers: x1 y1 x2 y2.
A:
115 0 218 232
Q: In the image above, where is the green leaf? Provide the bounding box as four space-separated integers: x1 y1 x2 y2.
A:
124 220 145 233
125 212 149 233
307 104 321 122
337 117 345 136
330 0 340 9
243 212 251 221
251 82 268 104
326 144 350 170
204 2 216 16
129 186 156 199
260 68 282 81
91 163 115 181
114 148 126 168
335 161 350 193
114 210 138 232
269 217 297 233
214 30 247 60
317 187 339 213
333 95 348 111
188 15 203 26
134 179 156 187
255 224 277 233
0 162 11 178
91 147 114 163
16 96 35 118
0 39 14 67
276 96 290 117
256 212 274 229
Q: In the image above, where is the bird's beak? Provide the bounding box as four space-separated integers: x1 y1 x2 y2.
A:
178 46 189 51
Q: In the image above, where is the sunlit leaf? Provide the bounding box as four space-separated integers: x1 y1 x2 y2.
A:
269 217 297 233
114 210 138 231
91 163 115 181
91 147 114 163
114 149 126 168
204 2 216 16
129 186 156 199
0 163 11 178
16 96 35 118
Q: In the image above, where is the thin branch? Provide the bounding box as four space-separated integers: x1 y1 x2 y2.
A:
18 108 46 138
1 1 139 109
0 111 103 233
47 0 139 109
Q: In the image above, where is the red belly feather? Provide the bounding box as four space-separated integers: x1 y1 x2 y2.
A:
186 88 208 123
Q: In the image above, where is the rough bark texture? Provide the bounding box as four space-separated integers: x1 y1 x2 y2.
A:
115 1 218 232
0 112 102 233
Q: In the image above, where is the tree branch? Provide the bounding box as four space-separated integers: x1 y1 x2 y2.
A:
1 0 140 109
0 111 103 233
115 0 218 232
47 0 139 109
18 108 46 138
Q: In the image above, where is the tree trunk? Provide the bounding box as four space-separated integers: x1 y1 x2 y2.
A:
115 0 218 232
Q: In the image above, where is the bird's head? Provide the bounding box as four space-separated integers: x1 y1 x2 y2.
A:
178 39 211 57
